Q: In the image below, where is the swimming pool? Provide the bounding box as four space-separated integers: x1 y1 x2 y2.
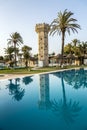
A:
0 69 87 130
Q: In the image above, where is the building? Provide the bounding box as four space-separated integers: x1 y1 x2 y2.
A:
35 23 50 67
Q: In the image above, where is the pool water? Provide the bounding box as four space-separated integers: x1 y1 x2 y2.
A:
0 69 87 130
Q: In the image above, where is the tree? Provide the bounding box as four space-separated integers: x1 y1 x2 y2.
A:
50 9 81 66
71 39 80 47
4 46 15 67
64 43 73 55
64 43 74 64
81 41 87 55
71 39 81 56
0 56 4 60
34 54 38 59
4 46 14 61
22 45 32 68
7 32 23 66
64 40 87 65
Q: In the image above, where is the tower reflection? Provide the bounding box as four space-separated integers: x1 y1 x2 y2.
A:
38 74 51 110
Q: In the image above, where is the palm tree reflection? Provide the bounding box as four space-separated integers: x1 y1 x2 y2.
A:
63 69 87 89
7 78 25 101
7 76 33 101
22 76 33 85
52 71 82 124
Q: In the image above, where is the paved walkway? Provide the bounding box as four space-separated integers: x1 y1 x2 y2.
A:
0 74 33 80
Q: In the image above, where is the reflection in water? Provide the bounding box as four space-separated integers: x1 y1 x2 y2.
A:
0 69 87 130
38 71 83 123
6 76 33 101
22 76 33 85
63 69 87 89
7 78 25 101
51 71 82 124
38 74 51 110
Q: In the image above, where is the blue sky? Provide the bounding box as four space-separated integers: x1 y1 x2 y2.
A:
0 0 87 56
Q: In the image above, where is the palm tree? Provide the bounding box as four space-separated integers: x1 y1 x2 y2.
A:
7 32 23 66
71 39 80 47
4 46 14 61
22 45 32 68
0 56 4 60
81 41 87 55
71 39 81 56
50 9 81 66
71 40 87 65
64 43 74 64
4 46 15 67
64 43 72 55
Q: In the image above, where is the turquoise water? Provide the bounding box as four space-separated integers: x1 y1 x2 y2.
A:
0 69 87 130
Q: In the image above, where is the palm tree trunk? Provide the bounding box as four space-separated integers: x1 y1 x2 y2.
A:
70 52 72 65
25 60 28 68
61 31 65 66
61 76 66 105
14 43 17 66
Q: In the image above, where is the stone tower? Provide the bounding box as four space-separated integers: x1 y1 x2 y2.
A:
35 23 50 67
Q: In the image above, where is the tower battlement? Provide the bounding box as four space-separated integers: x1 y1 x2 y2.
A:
35 23 50 33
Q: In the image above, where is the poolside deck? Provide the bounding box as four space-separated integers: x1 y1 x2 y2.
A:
0 74 32 80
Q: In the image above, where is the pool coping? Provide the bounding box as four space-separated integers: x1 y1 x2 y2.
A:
0 67 83 81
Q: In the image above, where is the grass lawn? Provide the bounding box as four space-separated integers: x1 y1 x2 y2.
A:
0 65 85 74
0 67 59 74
